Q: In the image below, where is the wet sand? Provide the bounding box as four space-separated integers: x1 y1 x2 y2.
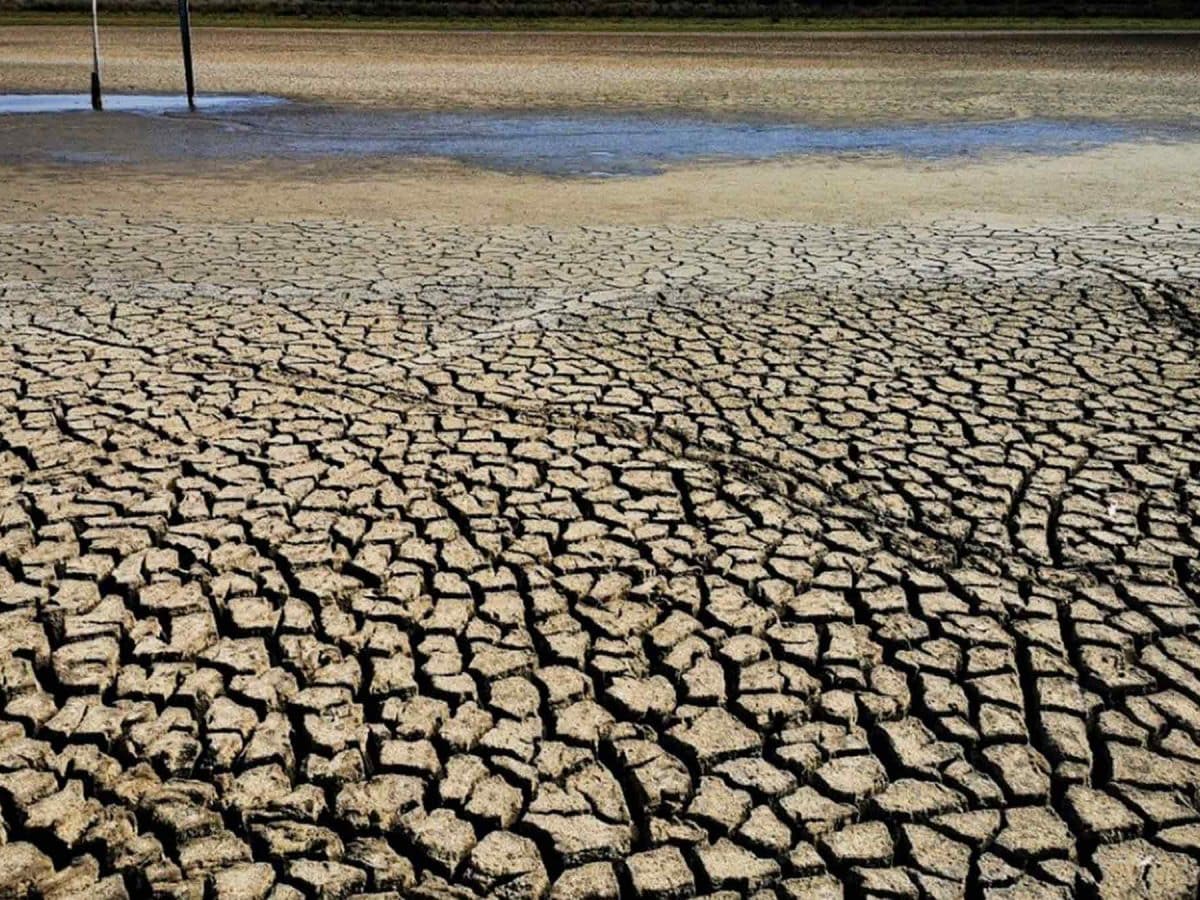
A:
2 27 1199 224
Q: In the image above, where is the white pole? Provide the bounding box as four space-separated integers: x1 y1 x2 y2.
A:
90 0 102 110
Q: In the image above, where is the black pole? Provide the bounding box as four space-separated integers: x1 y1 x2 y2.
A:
178 0 196 111
90 0 102 110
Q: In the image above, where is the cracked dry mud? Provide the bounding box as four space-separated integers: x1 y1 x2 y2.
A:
1 217 1199 899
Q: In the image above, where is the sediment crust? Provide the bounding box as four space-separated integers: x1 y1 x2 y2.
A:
1 217 1199 897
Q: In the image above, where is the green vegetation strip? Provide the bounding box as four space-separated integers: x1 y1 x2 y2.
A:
3 11 1199 30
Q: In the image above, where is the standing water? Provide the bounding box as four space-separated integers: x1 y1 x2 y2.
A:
0 94 1192 176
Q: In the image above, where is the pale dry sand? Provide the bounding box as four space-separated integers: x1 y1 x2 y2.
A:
3 142 1200 226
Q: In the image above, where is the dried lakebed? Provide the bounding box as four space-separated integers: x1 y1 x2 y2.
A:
1 217 1200 898
1 94 1194 175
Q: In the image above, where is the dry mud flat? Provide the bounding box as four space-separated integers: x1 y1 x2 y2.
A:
3 27 1200 122
1 217 1200 898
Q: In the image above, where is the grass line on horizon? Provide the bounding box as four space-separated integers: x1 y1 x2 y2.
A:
2 11 1200 31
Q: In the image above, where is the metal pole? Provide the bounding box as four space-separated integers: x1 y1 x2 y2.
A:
90 0 102 111
178 0 196 110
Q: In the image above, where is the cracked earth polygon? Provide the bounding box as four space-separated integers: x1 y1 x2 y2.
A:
2 217 1200 895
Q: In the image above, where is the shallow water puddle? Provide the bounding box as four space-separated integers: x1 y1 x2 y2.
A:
0 93 282 115
0 93 1191 176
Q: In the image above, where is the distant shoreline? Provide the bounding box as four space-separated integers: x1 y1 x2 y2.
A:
3 11 1200 32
